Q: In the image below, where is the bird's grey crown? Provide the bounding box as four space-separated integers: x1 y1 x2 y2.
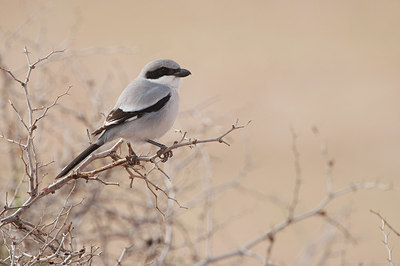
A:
143 59 181 73
140 59 181 79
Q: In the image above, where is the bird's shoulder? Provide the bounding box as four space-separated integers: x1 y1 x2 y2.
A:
91 79 174 136
116 78 172 112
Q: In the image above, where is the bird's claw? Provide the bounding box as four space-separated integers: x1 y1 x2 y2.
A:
157 146 173 163
126 142 138 165
126 154 138 165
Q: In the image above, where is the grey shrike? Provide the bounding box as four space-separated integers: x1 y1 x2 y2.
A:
56 59 191 178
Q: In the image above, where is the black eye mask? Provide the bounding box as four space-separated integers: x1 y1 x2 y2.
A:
145 67 179 79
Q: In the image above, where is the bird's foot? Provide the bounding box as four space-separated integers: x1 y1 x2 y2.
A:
157 145 173 163
126 143 139 165
126 154 138 165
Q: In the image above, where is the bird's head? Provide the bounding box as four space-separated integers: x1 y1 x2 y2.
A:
139 59 191 88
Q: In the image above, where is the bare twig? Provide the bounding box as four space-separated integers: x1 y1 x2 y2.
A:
370 210 399 266
196 182 391 266
380 219 395 266
370 210 400 237
313 126 335 193
114 245 134 266
0 66 24 85
288 127 301 220
31 86 71 129
8 100 29 131
0 134 26 148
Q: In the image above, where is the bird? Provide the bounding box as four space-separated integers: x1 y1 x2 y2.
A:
56 59 191 179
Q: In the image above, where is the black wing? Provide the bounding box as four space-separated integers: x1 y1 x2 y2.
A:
92 93 171 136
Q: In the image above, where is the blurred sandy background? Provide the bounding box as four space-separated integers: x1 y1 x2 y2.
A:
1 0 400 264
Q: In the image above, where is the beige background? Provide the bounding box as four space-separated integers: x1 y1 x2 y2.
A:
1 0 400 264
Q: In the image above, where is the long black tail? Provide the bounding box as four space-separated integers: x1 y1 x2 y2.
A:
56 143 102 179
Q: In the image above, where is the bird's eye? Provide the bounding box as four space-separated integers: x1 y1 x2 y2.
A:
146 67 173 79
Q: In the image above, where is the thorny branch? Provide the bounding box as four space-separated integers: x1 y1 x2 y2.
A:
0 48 96 264
1 48 65 199
0 120 246 226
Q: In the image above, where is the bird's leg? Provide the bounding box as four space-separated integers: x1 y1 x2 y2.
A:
126 142 138 165
146 139 173 163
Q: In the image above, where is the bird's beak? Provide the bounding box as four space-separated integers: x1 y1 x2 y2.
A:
174 68 191 77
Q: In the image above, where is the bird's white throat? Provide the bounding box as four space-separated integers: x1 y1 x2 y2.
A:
150 75 182 89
